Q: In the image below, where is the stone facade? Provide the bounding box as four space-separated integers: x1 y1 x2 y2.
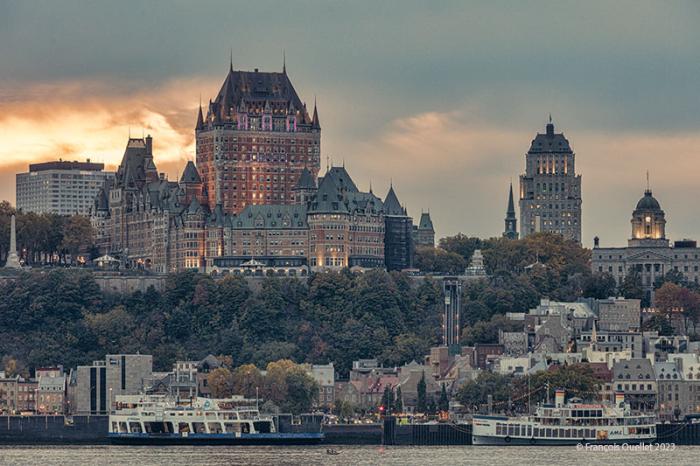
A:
195 65 320 215
592 187 700 303
92 66 417 275
413 212 435 247
519 119 582 242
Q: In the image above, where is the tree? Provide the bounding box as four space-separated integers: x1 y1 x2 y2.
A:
60 215 95 263
416 372 427 413
619 270 645 301
654 282 700 333
438 383 449 412
231 364 263 398
283 370 319 414
394 387 403 413
333 399 355 422
381 386 394 415
456 372 511 410
207 367 234 398
583 273 617 299
439 235 483 264
414 246 466 274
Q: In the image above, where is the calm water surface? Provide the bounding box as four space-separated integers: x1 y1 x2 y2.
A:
0 445 696 466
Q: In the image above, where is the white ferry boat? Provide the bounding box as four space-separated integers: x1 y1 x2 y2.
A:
108 395 323 445
472 390 656 445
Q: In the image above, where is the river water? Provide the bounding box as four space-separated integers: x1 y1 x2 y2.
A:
0 445 696 466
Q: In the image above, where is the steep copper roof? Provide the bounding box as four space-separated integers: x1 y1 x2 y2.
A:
204 67 312 126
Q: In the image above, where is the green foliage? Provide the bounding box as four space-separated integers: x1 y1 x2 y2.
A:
413 246 466 274
0 205 95 265
417 372 427 413
394 386 403 413
456 372 512 409
0 268 441 375
438 383 449 412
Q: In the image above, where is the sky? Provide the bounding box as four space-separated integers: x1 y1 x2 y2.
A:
0 0 699 246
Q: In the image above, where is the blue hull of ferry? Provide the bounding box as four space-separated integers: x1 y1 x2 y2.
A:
108 432 324 445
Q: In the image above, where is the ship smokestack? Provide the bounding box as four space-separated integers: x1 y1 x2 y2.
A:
555 389 565 408
615 392 625 408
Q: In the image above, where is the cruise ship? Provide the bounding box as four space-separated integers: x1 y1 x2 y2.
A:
472 390 657 445
108 395 324 445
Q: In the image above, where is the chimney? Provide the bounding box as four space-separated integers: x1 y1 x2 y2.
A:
555 389 565 407
145 134 153 155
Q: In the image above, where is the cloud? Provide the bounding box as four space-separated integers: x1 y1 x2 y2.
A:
0 77 223 180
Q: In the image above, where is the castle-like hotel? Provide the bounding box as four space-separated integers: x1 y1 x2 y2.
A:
91 64 434 274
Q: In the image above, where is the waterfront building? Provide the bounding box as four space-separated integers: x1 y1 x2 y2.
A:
16 160 115 216
0 375 18 414
16 379 38 412
503 183 518 239
70 354 152 415
306 363 335 408
612 358 657 411
413 212 435 247
591 186 700 303
519 118 582 242
37 375 66 415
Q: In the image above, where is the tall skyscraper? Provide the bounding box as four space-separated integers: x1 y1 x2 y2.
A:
519 118 582 243
195 61 321 215
503 182 518 239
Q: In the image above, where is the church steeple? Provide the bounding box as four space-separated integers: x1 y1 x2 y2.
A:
503 182 518 239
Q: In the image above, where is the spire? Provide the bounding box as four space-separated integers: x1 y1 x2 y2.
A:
282 49 286 74
196 96 204 130
507 182 515 215
546 115 554 136
229 48 233 72
312 97 320 130
503 182 518 240
646 170 651 193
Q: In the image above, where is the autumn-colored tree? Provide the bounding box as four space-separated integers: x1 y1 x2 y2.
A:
231 364 263 398
207 367 234 398
654 282 700 332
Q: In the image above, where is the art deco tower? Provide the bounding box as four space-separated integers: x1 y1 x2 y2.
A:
519 118 582 243
196 61 321 214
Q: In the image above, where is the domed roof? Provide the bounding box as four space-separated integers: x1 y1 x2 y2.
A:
636 189 661 210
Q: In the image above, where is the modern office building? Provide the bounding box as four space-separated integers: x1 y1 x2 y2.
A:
16 160 115 216
71 354 152 415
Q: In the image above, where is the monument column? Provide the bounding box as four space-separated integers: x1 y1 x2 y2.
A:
4 214 21 268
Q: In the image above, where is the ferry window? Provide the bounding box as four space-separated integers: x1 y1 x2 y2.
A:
508 425 515 436
496 424 502 435
533 427 539 437
546 428 552 437
178 423 190 433
527 425 532 437
193 422 206 433
583 410 590 417
224 423 241 433
565 429 571 438
208 422 223 434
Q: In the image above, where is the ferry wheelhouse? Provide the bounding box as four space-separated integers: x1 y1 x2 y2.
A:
472 391 656 445
108 395 323 445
